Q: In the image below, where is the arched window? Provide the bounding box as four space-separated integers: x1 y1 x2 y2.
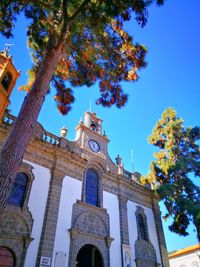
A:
135 206 149 242
7 172 28 207
138 214 148 241
86 169 99 206
2 72 12 90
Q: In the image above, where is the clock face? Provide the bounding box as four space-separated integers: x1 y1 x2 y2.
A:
88 139 100 153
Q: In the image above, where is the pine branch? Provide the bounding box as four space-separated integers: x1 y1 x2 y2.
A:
69 0 90 21
62 0 69 28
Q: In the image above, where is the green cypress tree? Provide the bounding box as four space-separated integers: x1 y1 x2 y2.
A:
141 108 200 241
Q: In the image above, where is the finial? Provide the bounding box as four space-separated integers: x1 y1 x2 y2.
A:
4 44 14 57
115 155 122 166
103 130 107 137
60 126 68 138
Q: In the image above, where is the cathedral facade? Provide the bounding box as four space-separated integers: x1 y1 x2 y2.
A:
0 111 169 267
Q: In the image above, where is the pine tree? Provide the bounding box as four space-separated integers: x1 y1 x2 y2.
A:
141 108 200 241
0 1 164 208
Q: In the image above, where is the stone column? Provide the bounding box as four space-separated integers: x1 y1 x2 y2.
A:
152 197 169 267
36 170 64 267
118 194 129 245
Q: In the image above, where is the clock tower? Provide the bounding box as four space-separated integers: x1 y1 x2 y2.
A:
75 111 109 159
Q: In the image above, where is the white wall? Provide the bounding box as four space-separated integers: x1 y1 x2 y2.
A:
24 161 51 267
103 191 122 267
169 252 200 267
127 201 162 266
52 176 82 267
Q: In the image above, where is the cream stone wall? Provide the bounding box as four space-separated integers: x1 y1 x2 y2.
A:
52 176 82 267
0 112 169 267
103 191 122 267
169 252 200 267
24 161 51 267
127 201 162 266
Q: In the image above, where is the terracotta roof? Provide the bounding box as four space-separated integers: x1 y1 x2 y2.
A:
169 244 200 258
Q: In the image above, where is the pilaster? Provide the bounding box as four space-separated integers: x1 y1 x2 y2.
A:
118 194 129 245
36 170 64 267
152 197 170 267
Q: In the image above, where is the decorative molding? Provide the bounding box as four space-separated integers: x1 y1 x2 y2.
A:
74 211 108 237
0 121 154 209
68 201 112 267
135 239 157 267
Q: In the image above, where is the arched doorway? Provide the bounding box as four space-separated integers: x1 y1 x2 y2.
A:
76 244 104 267
0 246 15 267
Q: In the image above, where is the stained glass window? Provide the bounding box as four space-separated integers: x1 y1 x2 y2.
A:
86 169 98 206
7 172 28 207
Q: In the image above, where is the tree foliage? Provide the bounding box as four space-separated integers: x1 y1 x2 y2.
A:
1 0 163 114
141 108 200 241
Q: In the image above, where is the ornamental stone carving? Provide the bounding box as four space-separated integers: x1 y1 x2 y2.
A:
68 201 112 267
74 211 108 237
135 239 157 267
2 212 31 236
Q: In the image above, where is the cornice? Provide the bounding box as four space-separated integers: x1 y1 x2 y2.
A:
0 120 154 208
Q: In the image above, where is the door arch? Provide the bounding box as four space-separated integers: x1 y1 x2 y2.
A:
76 244 104 267
0 246 15 267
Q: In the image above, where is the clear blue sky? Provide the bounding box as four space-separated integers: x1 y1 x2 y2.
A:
0 0 199 252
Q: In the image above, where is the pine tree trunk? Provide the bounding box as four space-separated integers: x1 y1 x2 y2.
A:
0 44 63 209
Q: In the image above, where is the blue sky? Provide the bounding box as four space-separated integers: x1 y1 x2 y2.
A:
0 0 200 252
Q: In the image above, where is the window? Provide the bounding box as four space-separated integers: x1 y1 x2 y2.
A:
7 172 28 207
138 214 148 241
2 72 12 90
86 169 99 206
90 120 97 131
135 206 149 242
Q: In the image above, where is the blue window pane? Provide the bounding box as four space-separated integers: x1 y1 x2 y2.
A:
86 169 98 206
7 172 27 206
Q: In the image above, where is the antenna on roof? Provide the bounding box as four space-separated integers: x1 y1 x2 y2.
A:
131 148 134 173
89 100 92 112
